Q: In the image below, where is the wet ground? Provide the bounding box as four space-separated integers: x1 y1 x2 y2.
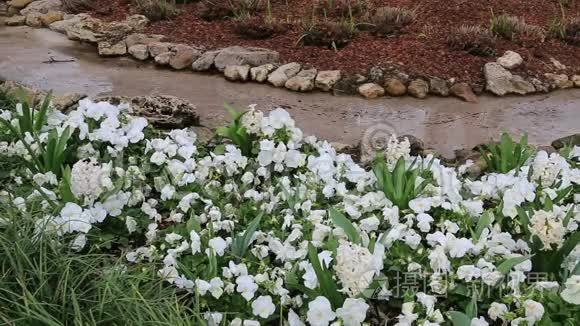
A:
1 23 579 158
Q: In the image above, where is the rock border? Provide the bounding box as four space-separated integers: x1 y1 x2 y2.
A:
3 0 580 102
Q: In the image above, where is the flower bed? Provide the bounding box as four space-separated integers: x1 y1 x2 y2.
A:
0 89 580 325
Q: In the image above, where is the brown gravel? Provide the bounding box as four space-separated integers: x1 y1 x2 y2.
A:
88 0 580 86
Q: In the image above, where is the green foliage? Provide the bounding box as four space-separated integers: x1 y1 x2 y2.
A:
373 156 433 210
328 207 361 244
489 13 545 41
298 19 357 49
447 25 496 56
132 0 180 22
231 212 263 258
0 204 199 325
307 243 344 309
368 6 417 36
216 105 254 156
479 133 535 174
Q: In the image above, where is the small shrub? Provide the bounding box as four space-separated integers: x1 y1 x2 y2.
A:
447 25 496 56
232 15 284 39
489 14 545 41
61 0 94 13
368 6 416 36
198 0 265 20
314 0 367 18
298 20 357 49
479 133 535 173
549 17 580 45
132 0 179 22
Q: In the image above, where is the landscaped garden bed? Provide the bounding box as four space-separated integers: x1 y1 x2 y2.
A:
4 0 580 100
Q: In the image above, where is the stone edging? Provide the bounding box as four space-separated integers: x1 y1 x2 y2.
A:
3 0 580 102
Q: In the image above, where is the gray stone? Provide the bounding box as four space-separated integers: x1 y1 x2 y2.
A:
429 77 449 96
530 78 549 93
125 33 166 48
224 65 250 82
128 44 149 60
191 50 220 71
552 134 580 150
40 10 63 26
449 83 477 103
384 78 406 96
169 45 202 70
484 62 535 95
124 14 149 31
213 46 280 72
25 12 43 27
544 73 574 89
65 18 103 43
315 70 341 91
148 42 172 58
97 40 127 56
285 69 317 92
154 52 172 66
358 83 384 99
572 75 580 87
550 57 567 70
408 79 429 99
268 62 301 87
497 50 523 69
5 15 26 25
52 92 86 111
250 64 276 82
20 0 61 15
7 0 34 9
48 13 89 33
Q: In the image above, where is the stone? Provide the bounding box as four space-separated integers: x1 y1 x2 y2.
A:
191 50 220 71
497 50 523 69
224 65 250 82
267 62 301 87
148 42 172 58
530 78 549 93
100 21 133 43
125 33 166 48
40 10 63 26
484 62 535 95
408 79 429 99
449 83 477 103
572 75 580 87
94 95 200 129
358 83 384 99
250 64 276 82
550 57 566 70
7 0 34 9
97 40 127 56
5 15 25 25
169 45 202 70
0 81 47 105
154 52 172 65
25 13 43 27
48 13 88 33
52 92 86 111
552 134 580 149
128 44 149 60
285 69 317 92
384 78 406 96
20 0 61 15
213 46 280 72
429 77 449 96
124 14 149 31
65 18 103 43
8 6 21 16
544 73 574 89
315 70 341 91
368 66 385 84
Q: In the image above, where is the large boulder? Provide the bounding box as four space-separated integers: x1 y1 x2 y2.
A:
39 10 64 26
169 45 203 70
408 79 429 99
5 15 26 25
384 78 406 96
125 33 166 48
191 50 220 71
128 44 149 60
285 69 317 92
94 95 200 129
20 0 62 15
97 40 127 56
8 0 34 9
52 92 86 111
25 12 43 27
449 83 477 103
148 42 172 57
497 50 523 69
268 62 301 87
154 52 172 66
544 73 574 89
484 63 535 95
250 64 277 82
429 77 449 96
315 70 341 91
124 14 149 31
213 46 280 72
64 18 103 43
48 13 89 33
358 83 384 99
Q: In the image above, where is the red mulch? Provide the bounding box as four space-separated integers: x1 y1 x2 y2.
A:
88 0 580 87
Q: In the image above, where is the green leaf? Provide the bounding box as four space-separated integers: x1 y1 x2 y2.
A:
497 255 532 275
307 243 343 309
465 290 478 319
231 213 262 258
34 92 52 133
473 211 493 241
549 231 580 274
449 311 471 326
328 208 361 244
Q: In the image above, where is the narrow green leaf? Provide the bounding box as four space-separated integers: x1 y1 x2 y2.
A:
497 255 532 275
328 208 361 244
448 311 471 326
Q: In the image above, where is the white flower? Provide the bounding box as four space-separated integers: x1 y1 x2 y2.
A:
488 302 508 321
209 277 224 298
190 230 201 254
195 279 211 295
336 298 369 326
125 216 137 234
208 237 227 256
252 295 276 319
288 309 305 326
71 233 87 251
529 209 566 250
457 265 482 282
470 317 488 326
70 158 106 200
160 184 176 201
307 296 336 326
165 232 183 245
523 300 544 324
334 242 379 297
236 275 258 301
560 275 580 305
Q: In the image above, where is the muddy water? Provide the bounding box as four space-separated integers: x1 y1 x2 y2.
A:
1 24 579 157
